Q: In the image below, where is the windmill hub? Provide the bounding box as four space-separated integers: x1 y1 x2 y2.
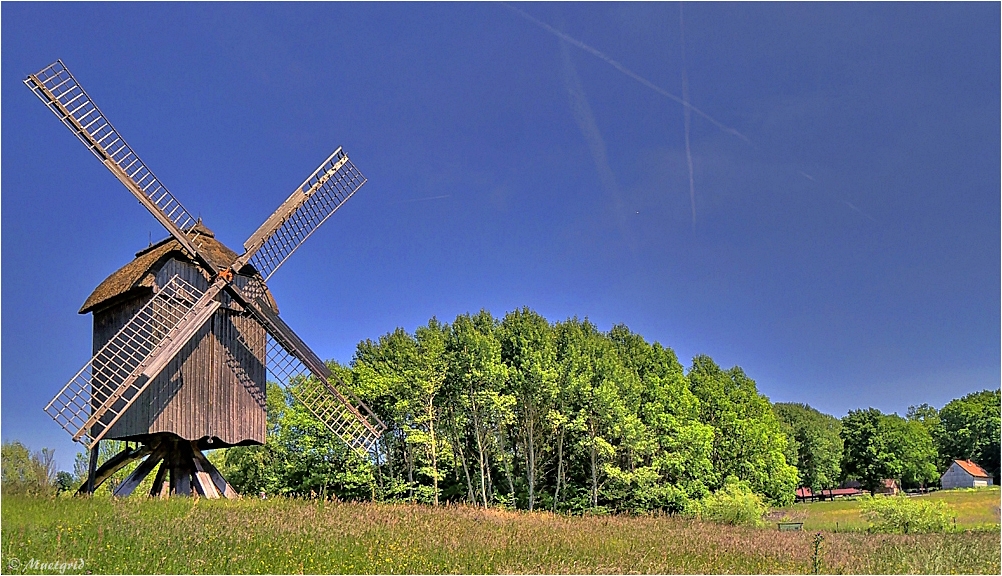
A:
27 60 386 498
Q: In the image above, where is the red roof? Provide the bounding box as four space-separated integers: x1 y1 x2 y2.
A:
954 459 990 478
828 487 862 496
797 487 860 497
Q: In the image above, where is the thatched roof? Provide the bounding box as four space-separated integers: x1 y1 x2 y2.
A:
80 222 276 314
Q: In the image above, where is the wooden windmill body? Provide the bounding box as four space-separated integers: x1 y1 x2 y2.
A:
82 223 271 448
27 60 385 498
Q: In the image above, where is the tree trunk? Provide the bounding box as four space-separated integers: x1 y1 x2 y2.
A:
480 450 488 504
428 397 439 506
498 427 517 505
590 419 598 508
451 424 475 503
470 382 490 508
405 443 415 501
526 408 536 512
474 415 489 508
553 427 565 512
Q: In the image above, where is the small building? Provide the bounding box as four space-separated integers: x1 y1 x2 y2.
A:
795 485 862 502
941 459 994 489
876 478 900 495
828 487 863 499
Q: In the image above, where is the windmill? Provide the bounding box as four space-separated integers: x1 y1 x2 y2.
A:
26 60 386 498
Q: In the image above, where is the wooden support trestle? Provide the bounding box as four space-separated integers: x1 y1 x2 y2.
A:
77 434 239 499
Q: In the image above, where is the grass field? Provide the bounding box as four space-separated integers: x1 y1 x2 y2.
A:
774 487 1002 532
2 494 999 574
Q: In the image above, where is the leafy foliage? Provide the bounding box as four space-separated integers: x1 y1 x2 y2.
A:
688 356 798 505
841 408 939 492
220 309 800 511
934 389 1000 480
859 494 955 533
692 476 768 526
1 441 57 496
774 403 843 491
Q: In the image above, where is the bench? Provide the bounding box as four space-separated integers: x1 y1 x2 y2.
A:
777 522 804 531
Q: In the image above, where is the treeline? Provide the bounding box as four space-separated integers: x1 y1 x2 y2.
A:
220 309 998 512
223 308 799 511
774 389 1000 496
4 308 998 512
220 309 798 511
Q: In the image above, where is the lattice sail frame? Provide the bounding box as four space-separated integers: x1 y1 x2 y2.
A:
24 61 205 252
45 275 205 447
247 148 367 281
265 335 384 458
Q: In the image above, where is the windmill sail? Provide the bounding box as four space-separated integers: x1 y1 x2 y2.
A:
265 335 385 457
221 279 384 456
238 148 367 280
45 275 220 448
24 60 211 268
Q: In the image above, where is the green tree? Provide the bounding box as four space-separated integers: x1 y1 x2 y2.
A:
841 408 899 493
498 308 558 511
841 409 938 492
2 441 57 496
554 318 641 511
935 389 1000 481
354 327 434 502
881 414 938 490
687 356 798 505
607 325 713 513
773 403 843 492
445 311 513 507
55 471 75 493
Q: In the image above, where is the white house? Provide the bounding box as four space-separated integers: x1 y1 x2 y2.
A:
940 459 993 489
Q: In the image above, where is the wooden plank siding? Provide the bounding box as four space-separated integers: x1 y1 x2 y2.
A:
92 258 267 445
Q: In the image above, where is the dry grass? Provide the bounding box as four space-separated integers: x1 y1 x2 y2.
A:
2 495 999 574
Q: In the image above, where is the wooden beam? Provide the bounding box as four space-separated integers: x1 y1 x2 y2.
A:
84 443 99 495
149 460 169 498
175 467 191 496
191 448 239 499
77 442 154 495
113 444 167 497
236 148 347 270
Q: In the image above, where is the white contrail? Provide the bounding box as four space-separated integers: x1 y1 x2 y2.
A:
504 3 877 225
392 194 450 204
503 2 750 143
558 35 633 245
840 200 877 223
680 2 696 229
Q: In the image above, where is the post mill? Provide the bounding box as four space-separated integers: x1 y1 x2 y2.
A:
25 60 385 498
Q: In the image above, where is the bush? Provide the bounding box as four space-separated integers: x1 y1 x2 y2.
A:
693 476 768 526
1 441 57 497
859 494 955 534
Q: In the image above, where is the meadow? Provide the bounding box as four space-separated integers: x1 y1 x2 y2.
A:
2 493 1000 574
774 487 1002 532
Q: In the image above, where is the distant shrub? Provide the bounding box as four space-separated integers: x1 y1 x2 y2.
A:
55 471 76 493
859 494 955 534
693 476 768 526
1 441 57 497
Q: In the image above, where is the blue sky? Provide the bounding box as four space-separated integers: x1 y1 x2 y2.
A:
2 2 998 469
